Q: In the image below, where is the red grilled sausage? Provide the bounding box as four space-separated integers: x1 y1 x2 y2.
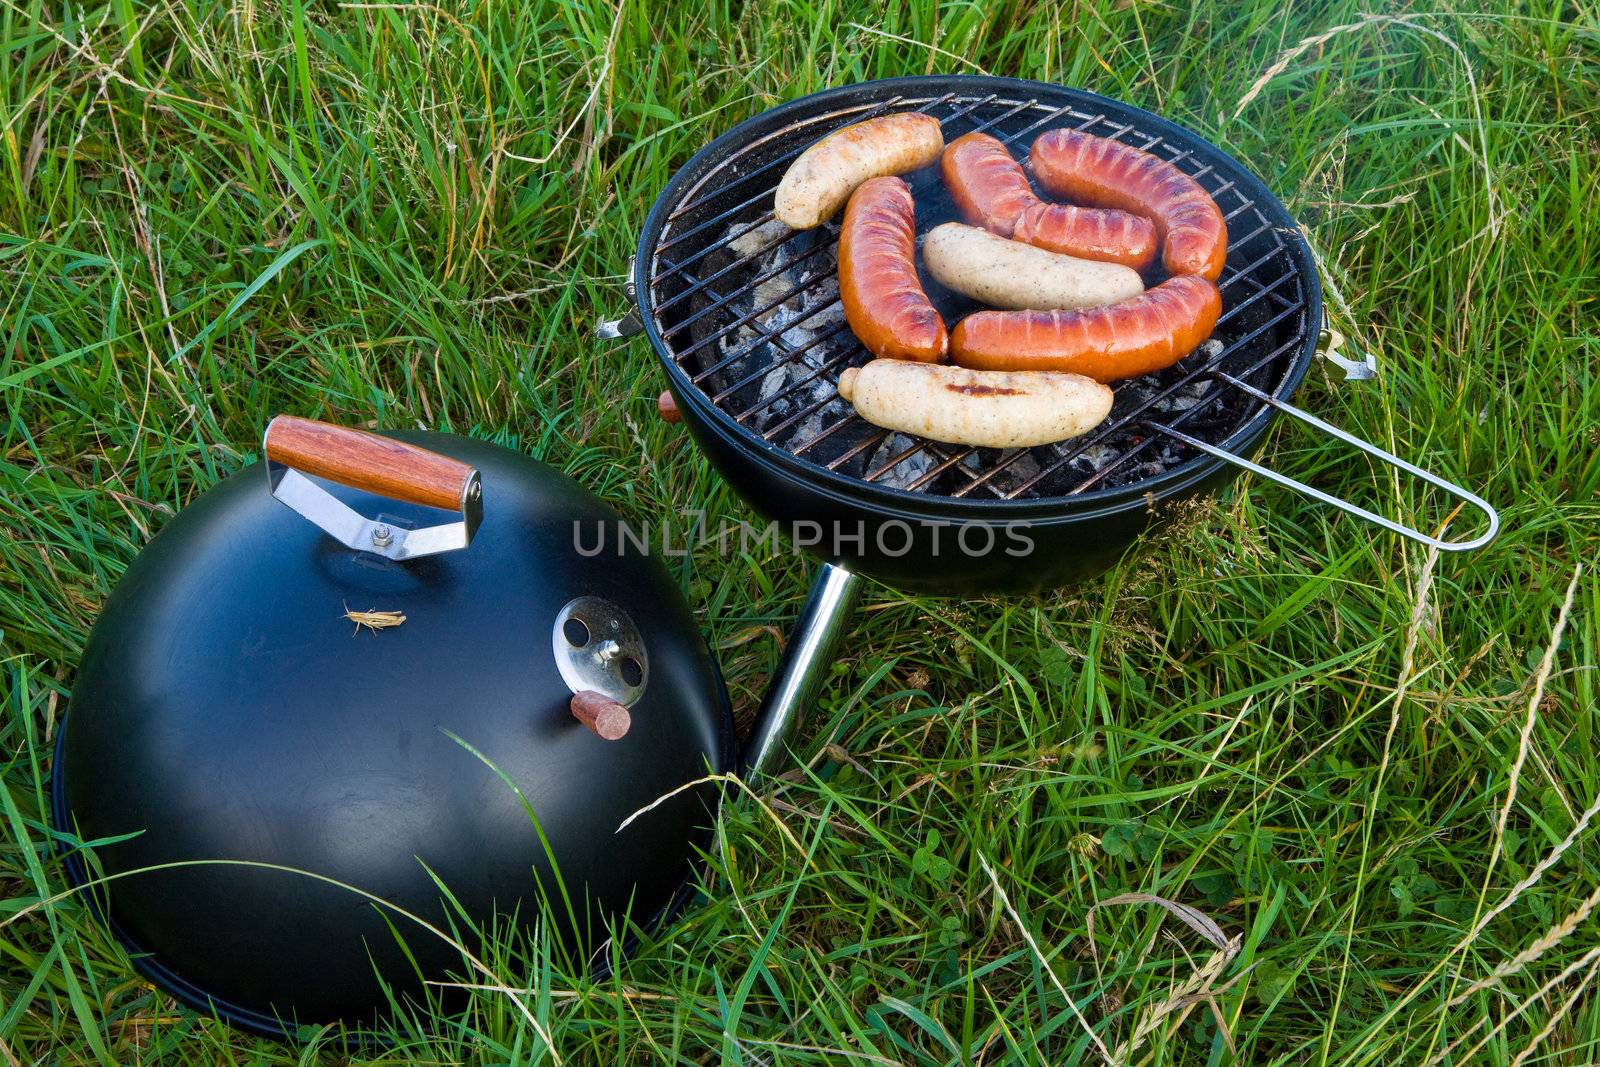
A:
941 132 1157 270
1011 202 1159 271
838 176 947 362
949 275 1221 383
942 132 1036 235
1030 129 1228 281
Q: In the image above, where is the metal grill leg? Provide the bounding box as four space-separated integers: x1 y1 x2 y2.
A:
741 564 863 780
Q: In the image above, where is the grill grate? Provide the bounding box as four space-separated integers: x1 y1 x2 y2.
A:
644 90 1311 502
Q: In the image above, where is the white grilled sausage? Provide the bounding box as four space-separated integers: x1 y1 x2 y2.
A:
774 113 944 229
837 360 1113 448
921 223 1144 310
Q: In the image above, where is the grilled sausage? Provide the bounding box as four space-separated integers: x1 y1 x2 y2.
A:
838 360 1113 448
1011 202 1159 270
941 132 1037 234
839 177 947 362
941 132 1157 270
774 112 944 229
922 223 1143 311
1030 129 1227 281
949 275 1222 382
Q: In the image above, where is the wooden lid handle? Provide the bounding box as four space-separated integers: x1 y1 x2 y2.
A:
264 416 476 512
570 690 631 740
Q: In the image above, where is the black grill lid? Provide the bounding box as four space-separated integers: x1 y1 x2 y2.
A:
53 428 732 1036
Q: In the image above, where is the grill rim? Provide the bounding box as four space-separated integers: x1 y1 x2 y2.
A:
633 74 1323 515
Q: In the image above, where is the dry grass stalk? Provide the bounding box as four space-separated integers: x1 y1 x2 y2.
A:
1083 893 1242 1062
1233 16 1382 118
617 772 805 856
1508 952 1600 1067
1350 543 1443 960
1450 856 1600 1008
1233 13 1499 238
976 852 1115 1065
1430 565 1589 1013
1450 784 1600 985
1362 565 1591 1041
1432 945 1600 1066
1111 945 1238 1064
1484 564 1583 881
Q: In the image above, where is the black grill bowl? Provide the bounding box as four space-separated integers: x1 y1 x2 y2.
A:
632 76 1322 595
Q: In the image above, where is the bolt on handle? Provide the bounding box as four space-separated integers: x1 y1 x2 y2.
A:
264 416 483 561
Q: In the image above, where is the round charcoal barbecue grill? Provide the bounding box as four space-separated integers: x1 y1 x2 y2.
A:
602 75 1498 774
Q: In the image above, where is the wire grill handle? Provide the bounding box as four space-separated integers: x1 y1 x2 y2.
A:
1152 372 1499 552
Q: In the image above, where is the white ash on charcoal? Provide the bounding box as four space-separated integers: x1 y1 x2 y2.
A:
727 217 796 258
861 433 937 489
684 220 874 471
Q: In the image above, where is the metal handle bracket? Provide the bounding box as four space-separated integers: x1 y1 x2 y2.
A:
597 255 644 340
267 461 482 561
1320 321 1378 381
597 310 644 340
1155 372 1499 552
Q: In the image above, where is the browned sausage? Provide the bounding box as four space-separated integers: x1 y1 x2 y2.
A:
941 132 1037 235
775 113 945 229
1011 202 1158 271
948 275 1221 382
941 132 1157 270
839 176 947 362
1030 129 1228 281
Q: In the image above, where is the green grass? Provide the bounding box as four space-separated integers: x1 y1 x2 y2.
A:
3 0 1598 1062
